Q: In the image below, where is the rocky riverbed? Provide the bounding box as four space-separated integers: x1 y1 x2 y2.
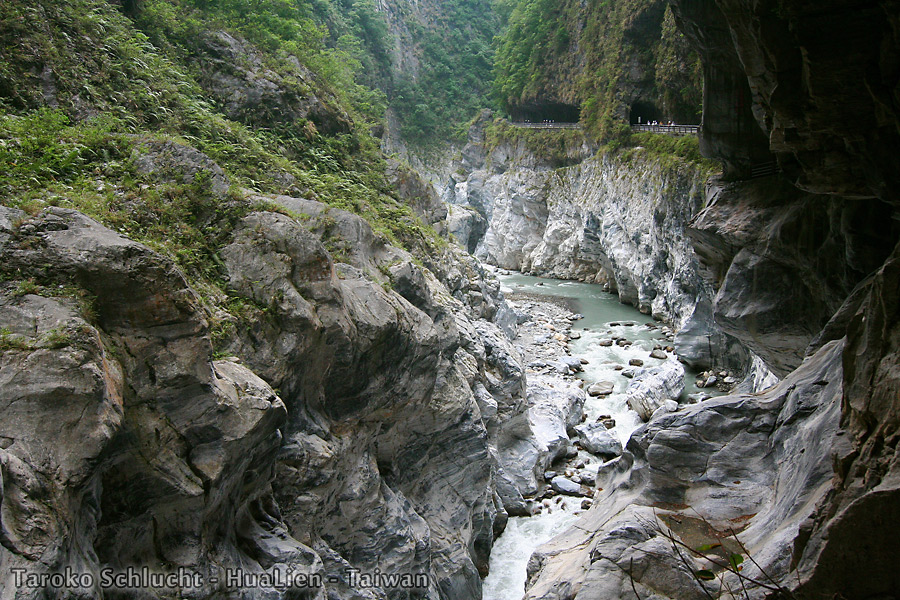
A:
485 273 721 600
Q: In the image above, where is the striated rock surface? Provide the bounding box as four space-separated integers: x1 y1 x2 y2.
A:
0 182 537 600
444 117 748 372
0 207 301 599
623 360 686 422
688 175 898 377
524 340 845 600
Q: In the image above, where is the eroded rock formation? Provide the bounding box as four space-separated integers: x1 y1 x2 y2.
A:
523 1 900 598
0 150 553 599
444 115 749 373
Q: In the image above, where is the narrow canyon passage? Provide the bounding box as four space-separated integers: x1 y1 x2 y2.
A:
483 272 721 599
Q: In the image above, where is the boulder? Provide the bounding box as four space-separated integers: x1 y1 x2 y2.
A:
574 422 624 458
550 476 589 497
587 381 615 396
625 360 686 421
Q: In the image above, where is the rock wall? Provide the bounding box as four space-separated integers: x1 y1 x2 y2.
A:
0 152 551 600
522 1 900 598
524 340 846 600
444 116 748 372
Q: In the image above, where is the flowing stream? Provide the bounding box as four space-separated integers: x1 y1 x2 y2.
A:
482 272 712 600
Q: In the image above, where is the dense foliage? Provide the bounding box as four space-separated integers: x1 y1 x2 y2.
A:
0 0 443 352
492 0 702 140
385 0 499 148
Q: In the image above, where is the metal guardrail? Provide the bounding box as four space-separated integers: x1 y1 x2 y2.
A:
509 122 583 130
631 124 700 135
750 161 779 178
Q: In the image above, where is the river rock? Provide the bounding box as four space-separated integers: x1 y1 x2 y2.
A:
558 356 585 374
574 422 623 458
524 341 846 600
598 339 614 347
649 349 667 359
497 376 586 497
650 399 679 420
629 358 644 367
550 476 588 497
625 360 686 421
587 381 615 396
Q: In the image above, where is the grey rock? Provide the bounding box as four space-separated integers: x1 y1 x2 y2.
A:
524 341 846 600
649 348 667 359
550 476 587 497
132 139 231 198
625 360 686 421
587 381 615 397
574 422 623 458
650 399 679 420
0 209 303 599
194 30 350 134
498 376 586 498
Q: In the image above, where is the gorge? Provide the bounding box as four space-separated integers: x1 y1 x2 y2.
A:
1 1 899 600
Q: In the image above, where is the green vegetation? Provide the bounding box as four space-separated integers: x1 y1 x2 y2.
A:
0 0 448 357
493 0 702 141
388 0 499 148
483 118 589 168
614 132 716 174
492 0 570 110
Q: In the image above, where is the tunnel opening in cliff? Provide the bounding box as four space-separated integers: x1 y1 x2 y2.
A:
629 101 664 124
509 102 581 123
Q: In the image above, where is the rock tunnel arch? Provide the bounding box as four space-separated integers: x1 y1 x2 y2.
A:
629 101 664 125
509 102 581 123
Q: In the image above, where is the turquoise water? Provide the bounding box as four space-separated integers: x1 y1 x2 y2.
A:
482 272 712 600
497 272 707 400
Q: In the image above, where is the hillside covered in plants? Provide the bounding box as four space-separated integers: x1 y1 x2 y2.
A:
493 0 702 137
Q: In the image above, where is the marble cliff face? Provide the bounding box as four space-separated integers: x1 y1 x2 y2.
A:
517 1 900 598
1 1 898 599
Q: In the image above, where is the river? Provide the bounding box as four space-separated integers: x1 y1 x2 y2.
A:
482 272 713 600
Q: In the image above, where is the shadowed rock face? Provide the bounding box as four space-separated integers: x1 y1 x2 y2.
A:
0 189 538 600
670 0 900 202
667 1 900 597
523 2 899 598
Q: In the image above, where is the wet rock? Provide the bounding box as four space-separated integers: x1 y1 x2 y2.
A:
587 381 615 397
629 358 644 367
550 476 588 497
625 361 686 421
650 399 680 420
574 422 624 458
497 376 585 497
649 349 667 360
598 339 614 347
